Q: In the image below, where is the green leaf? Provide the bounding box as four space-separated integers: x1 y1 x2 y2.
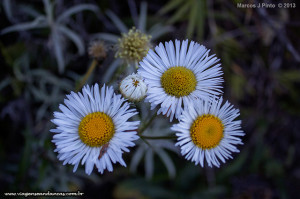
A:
159 0 184 15
195 0 205 40
0 42 26 66
106 10 128 33
276 70 300 82
0 77 11 91
51 30 65 73
15 128 33 187
1 16 47 35
19 4 43 18
130 146 145 173
3 0 14 22
230 73 246 100
217 150 248 181
102 59 122 84
148 24 174 40
145 149 154 179
167 1 191 24
57 25 85 55
92 33 119 43
43 0 53 24
138 1 147 32
264 159 284 178
156 149 176 178
186 0 197 38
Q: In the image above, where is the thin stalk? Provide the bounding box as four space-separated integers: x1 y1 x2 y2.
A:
139 136 152 147
76 59 98 91
205 164 216 188
138 112 157 135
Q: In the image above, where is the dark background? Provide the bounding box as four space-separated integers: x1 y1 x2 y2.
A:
0 0 299 198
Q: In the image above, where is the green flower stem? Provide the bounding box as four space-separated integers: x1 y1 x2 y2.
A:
76 59 98 91
138 112 157 135
139 136 152 147
140 135 177 140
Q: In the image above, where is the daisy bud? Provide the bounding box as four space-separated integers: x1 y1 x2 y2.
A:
119 73 147 102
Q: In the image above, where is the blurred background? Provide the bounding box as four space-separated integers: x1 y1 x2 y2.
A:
0 0 299 198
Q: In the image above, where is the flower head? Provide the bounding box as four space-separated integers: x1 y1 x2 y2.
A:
88 41 107 59
138 40 223 121
120 73 147 102
116 27 151 64
51 84 140 175
171 97 244 167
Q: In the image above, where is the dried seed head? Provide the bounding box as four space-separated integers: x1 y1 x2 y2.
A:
88 41 107 59
116 27 151 64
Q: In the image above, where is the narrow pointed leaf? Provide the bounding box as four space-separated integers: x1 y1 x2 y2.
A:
19 5 43 17
102 59 121 84
51 30 65 73
196 0 205 40
148 24 174 40
106 10 128 33
3 0 13 22
130 146 145 172
138 1 147 32
145 149 154 179
43 0 53 24
157 149 176 178
1 16 47 35
159 0 184 15
186 0 197 38
92 33 119 43
167 1 190 24
56 4 99 23
57 25 85 55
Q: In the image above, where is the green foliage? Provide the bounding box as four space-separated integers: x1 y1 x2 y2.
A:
1 0 99 73
1 0 299 198
159 0 206 40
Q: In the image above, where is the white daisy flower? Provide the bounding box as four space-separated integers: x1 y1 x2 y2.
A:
51 84 140 175
138 39 223 121
119 73 147 102
171 97 244 167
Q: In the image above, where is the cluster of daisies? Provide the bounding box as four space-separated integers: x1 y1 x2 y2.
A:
51 38 244 175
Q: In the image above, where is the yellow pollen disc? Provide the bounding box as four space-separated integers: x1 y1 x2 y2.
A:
190 114 224 149
161 66 197 97
78 112 115 147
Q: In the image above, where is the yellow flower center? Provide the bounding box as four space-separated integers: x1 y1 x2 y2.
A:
116 27 151 63
78 112 115 147
190 114 224 149
161 66 197 97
